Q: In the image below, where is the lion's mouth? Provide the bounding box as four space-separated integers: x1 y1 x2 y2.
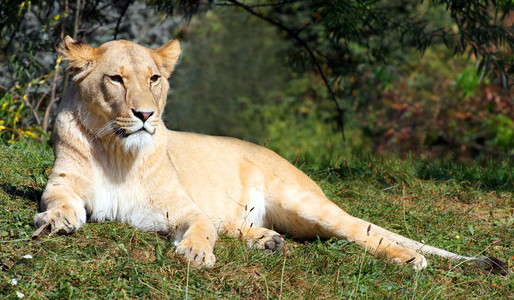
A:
115 127 154 138
115 126 155 153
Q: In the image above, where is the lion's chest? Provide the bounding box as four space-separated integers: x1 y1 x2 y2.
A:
86 177 167 232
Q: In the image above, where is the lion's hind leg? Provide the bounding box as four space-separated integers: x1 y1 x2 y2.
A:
224 221 285 252
265 182 428 270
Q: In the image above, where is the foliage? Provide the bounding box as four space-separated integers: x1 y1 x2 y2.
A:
487 114 514 151
168 9 358 164
242 80 346 165
158 0 514 133
0 89 44 143
166 9 290 138
0 0 512 159
152 0 514 162
356 47 514 160
1 141 512 298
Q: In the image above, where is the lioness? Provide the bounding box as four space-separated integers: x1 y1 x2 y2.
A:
33 36 506 273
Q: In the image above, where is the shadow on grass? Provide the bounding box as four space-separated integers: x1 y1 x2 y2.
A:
417 160 514 192
325 157 513 192
0 183 42 204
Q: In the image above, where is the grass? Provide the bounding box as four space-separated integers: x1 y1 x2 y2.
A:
0 141 513 299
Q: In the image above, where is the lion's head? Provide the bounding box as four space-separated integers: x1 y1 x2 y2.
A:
59 36 181 153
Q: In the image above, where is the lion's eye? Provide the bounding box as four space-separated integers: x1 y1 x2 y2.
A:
150 75 160 84
109 75 123 84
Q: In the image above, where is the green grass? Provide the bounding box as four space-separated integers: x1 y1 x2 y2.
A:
1 141 512 299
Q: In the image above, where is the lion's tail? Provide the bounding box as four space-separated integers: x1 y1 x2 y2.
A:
361 219 508 275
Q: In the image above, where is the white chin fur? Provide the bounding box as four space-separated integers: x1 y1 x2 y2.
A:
121 131 153 154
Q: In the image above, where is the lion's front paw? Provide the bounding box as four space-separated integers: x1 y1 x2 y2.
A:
32 209 78 239
176 240 216 267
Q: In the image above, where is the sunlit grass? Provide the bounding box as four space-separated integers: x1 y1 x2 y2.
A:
1 141 512 299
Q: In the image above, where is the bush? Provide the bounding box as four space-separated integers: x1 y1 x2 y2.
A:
357 47 514 160
0 90 44 143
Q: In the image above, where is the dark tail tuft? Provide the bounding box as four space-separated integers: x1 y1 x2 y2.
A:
473 256 508 276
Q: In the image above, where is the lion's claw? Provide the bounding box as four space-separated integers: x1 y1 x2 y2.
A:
31 223 51 239
176 242 216 267
33 210 78 238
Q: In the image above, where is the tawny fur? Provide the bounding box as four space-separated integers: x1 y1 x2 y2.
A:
33 36 506 273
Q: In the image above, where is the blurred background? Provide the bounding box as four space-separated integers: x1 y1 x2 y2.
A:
1 0 512 166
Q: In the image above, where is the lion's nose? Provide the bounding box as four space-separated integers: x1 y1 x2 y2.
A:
132 109 154 122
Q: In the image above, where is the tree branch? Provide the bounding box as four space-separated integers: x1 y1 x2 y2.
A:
213 0 304 9
224 0 346 140
114 0 133 40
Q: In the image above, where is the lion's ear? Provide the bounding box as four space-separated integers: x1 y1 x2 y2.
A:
59 35 99 80
152 39 181 78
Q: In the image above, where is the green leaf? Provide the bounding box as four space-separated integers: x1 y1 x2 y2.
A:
468 225 474 236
